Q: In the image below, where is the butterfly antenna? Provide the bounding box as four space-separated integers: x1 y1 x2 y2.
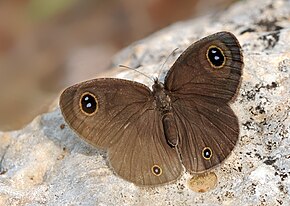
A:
157 48 179 80
119 64 155 82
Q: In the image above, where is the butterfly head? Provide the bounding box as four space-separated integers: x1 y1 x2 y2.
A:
152 78 164 93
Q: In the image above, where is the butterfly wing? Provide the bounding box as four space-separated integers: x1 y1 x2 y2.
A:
108 108 182 186
164 32 243 173
60 78 182 185
171 98 239 173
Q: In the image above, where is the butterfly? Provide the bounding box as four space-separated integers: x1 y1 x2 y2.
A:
60 31 243 186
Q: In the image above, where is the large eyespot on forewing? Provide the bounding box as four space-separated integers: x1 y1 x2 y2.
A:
79 92 98 116
206 45 226 69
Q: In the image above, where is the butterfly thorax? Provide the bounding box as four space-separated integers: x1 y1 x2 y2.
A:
152 79 172 115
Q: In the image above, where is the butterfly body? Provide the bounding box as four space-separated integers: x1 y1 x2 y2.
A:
60 31 243 186
152 79 172 113
152 79 179 146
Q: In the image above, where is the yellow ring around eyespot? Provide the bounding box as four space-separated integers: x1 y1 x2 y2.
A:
151 165 162 176
206 45 226 69
79 92 99 116
202 147 213 160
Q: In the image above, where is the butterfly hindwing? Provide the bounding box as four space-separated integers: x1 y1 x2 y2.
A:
108 109 182 185
172 97 239 173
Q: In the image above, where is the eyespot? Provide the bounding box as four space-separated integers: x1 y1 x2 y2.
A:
151 165 162 176
206 46 225 68
202 147 212 160
79 92 98 116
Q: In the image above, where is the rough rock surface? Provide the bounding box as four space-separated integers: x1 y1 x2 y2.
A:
1 0 290 205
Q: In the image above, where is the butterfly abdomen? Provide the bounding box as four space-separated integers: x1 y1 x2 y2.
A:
162 113 179 147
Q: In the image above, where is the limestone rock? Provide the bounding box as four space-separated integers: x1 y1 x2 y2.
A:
0 0 290 205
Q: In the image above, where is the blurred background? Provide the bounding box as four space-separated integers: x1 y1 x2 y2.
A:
0 0 238 131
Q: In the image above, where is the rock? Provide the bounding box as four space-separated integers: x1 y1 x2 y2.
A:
0 0 290 205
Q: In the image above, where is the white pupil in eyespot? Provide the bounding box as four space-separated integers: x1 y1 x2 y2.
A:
211 50 217 53
86 103 92 108
85 97 89 101
214 56 220 60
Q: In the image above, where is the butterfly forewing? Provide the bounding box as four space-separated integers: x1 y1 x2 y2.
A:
165 32 243 102
60 78 153 148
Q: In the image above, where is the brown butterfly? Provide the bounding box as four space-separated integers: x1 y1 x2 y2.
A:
60 31 243 186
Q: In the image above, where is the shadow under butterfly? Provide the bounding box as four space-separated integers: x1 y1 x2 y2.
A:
59 31 244 186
